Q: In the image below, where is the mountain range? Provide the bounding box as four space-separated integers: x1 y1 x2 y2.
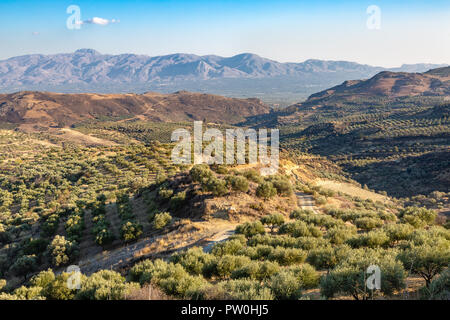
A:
0 49 447 105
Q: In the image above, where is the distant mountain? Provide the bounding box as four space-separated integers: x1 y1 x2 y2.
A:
0 50 447 104
0 90 269 130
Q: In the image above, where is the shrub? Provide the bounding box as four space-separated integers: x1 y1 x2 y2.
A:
270 178 293 196
270 269 303 300
307 245 351 270
2 286 44 300
202 177 228 196
213 165 229 174
398 243 450 286
292 264 320 289
211 239 244 257
230 261 260 280
127 259 208 298
315 196 327 205
30 269 55 288
290 209 315 219
270 264 319 300
10 255 38 279
291 209 344 229
77 270 139 300
153 212 172 230
170 247 215 276
256 182 277 199
120 221 143 242
260 214 285 233
190 164 213 183
242 170 263 183
158 188 174 201
0 279 5 291
268 247 307 266
217 279 274 300
47 235 78 267
399 207 437 228
236 221 265 237
419 268 450 300
155 170 167 184
354 217 383 231
279 221 322 238
320 251 406 300
257 261 281 280
253 245 274 259
215 255 251 278
226 175 249 193
22 238 49 256
170 191 186 209
407 227 450 245
347 230 390 248
94 228 115 246
325 226 356 245
158 273 208 299
128 259 171 285
383 223 414 244
40 214 60 237
36 271 85 300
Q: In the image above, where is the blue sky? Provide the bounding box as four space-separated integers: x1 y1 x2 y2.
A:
0 0 449 66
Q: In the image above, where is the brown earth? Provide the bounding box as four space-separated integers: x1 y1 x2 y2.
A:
306 67 450 102
0 90 270 130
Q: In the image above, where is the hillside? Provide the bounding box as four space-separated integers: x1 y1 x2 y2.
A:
272 68 450 199
0 128 448 301
0 90 270 130
0 66 448 301
305 67 450 103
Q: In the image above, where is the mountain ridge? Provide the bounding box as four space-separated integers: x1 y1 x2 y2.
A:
0 50 447 103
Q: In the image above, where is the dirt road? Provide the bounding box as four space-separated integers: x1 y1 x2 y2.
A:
296 192 319 214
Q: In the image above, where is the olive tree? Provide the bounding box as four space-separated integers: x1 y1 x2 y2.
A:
260 214 285 233
398 242 450 286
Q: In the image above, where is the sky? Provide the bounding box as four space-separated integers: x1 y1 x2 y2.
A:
0 0 449 67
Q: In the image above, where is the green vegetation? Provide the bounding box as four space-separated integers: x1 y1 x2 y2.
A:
0 110 448 301
280 98 449 201
153 212 172 230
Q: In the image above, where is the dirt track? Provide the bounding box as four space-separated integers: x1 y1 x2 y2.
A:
296 192 319 214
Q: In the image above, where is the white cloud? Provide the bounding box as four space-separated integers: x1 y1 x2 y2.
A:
80 17 120 26
32 32 40 36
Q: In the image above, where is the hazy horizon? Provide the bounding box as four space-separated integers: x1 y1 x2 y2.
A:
0 0 449 67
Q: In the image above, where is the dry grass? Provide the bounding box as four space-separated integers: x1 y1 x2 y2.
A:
58 128 117 146
315 179 389 203
127 284 171 300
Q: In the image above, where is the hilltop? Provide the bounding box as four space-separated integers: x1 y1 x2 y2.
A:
303 66 450 104
0 90 270 130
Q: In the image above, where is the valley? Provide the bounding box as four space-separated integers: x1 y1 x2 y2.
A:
0 66 448 301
